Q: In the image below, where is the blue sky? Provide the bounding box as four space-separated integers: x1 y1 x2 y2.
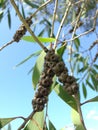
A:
0 9 98 130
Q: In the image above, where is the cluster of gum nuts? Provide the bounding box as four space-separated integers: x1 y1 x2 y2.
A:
13 17 32 42
32 49 79 112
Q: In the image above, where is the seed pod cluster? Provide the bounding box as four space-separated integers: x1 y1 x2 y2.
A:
32 49 79 112
44 49 79 95
51 54 79 95
32 50 56 112
13 17 32 42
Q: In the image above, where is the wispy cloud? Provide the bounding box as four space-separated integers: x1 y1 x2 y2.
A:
86 109 98 120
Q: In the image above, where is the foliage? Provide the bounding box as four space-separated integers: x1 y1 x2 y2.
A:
0 0 98 130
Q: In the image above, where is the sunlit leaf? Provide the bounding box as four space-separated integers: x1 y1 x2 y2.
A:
24 111 44 130
32 50 46 89
22 36 55 43
71 109 85 130
54 84 77 111
49 120 56 130
0 118 16 128
82 82 87 98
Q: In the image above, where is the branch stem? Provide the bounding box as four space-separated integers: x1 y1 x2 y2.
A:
53 1 71 49
0 40 14 51
50 0 58 38
74 94 87 130
10 0 48 52
18 111 35 130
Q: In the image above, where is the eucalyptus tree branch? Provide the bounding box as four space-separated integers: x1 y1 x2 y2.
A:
69 6 84 75
53 1 72 49
74 94 87 130
50 0 58 38
29 0 52 20
63 9 97 44
18 111 35 130
10 0 48 53
0 40 14 51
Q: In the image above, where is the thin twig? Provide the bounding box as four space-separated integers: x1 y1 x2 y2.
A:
69 6 84 75
29 0 52 20
53 1 72 49
74 94 87 130
63 9 97 44
50 0 58 38
43 103 48 130
18 111 35 130
0 40 14 51
81 96 98 106
10 0 48 53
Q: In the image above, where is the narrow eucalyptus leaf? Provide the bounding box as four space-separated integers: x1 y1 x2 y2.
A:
82 82 87 98
0 118 16 128
23 0 39 8
7 9 11 29
71 109 85 130
49 120 56 130
15 50 42 67
54 84 77 111
32 50 45 89
22 36 55 43
24 111 44 130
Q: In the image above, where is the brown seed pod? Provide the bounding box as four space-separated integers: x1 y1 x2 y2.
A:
58 72 68 83
13 17 32 42
71 82 79 94
53 61 65 76
65 76 76 84
39 76 53 87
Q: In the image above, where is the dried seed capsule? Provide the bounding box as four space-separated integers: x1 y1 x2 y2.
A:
71 82 79 94
13 17 32 42
58 72 68 83
66 76 76 84
53 61 65 76
40 76 53 87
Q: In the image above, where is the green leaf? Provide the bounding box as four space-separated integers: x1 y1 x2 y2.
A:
87 96 98 102
78 66 88 73
23 0 39 8
86 80 95 90
91 74 98 91
71 109 85 130
74 34 80 51
15 50 42 67
82 82 87 98
0 118 16 128
57 45 66 58
32 50 46 89
94 64 98 69
22 36 55 43
24 111 44 130
0 11 3 22
49 120 56 130
21 4 25 18
7 9 11 29
54 84 77 111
